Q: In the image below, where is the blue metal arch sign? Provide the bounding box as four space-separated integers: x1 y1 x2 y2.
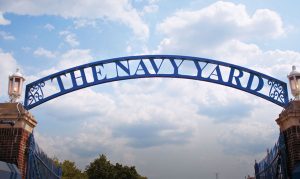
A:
24 55 289 110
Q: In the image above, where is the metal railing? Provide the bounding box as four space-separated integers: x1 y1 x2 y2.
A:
255 133 288 179
26 134 62 179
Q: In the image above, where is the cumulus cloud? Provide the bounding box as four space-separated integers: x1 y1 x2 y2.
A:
153 1 298 80
25 48 94 87
26 46 287 178
73 19 97 29
0 0 149 39
34 122 129 168
34 47 56 58
58 49 92 69
28 45 297 176
114 120 192 148
21 47 31 53
33 77 278 178
42 88 115 120
150 2 299 171
0 49 17 100
33 79 198 167
0 11 10 25
43 23 55 31
0 31 15 40
59 31 80 47
143 4 159 14
205 40 300 79
139 0 159 15
18 1 297 178
156 1 285 54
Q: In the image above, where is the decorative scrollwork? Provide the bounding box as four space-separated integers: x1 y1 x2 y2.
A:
268 80 285 103
27 81 45 105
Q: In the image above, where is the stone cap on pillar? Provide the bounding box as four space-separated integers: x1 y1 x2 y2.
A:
0 103 37 133
276 100 300 131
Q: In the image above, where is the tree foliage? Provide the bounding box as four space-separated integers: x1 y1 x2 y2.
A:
54 154 147 179
61 160 87 179
53 158 87 179
85 154 147 179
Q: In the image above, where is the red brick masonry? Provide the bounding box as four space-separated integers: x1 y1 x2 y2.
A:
0 128 30 178
0 103 37 179
277 101 300 177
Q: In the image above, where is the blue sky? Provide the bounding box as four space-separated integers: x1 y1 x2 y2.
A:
1 1 300 178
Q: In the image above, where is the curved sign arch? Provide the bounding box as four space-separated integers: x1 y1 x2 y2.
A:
24 55 289 110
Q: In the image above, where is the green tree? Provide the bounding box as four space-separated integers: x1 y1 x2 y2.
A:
53 158 87 179
85 154 147 179
52 156 60 167
85 154 115 179
60 160 87 179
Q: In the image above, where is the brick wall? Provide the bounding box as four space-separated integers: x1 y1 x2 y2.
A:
283 126 300 176
0 103 37 179
0 128 30 179
276 101 300 177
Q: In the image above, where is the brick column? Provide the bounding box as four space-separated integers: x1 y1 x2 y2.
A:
0 103 37 179
276 100 300 178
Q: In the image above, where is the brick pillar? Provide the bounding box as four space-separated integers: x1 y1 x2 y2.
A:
0 103 37 179
276 100 300 177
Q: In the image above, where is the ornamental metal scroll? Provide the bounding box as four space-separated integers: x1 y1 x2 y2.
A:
24 55 289 110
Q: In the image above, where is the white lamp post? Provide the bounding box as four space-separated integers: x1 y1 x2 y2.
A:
8 68 25 102
288 65 300 100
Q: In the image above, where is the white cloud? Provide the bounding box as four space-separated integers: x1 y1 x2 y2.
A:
25 3 294 169
58 49 92 69
32 76 281 178
46 89 115 118
139 0 159 15
26 45 295 178
43 23 55 31
155 38 300 81
31 49 92 79
0 11 10 25
148 0 159 3
0 49 17 100
25 48 94 85
0 0 149 39
156 1 285 54
126 45 132 53
153 1 297 80
59 31 79 47
16 1 297 178
73 19 97 29
143 4 158 14
34 47 56 58
145 4 299 176
26 41 300 179
0 31 15 40
21 47 31 52
204 40 300 80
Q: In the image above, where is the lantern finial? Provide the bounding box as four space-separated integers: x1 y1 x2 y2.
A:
8 68 25 102
288 65 300 100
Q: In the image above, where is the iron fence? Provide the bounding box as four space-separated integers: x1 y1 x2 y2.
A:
255 133 288 179
26 133 62 179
